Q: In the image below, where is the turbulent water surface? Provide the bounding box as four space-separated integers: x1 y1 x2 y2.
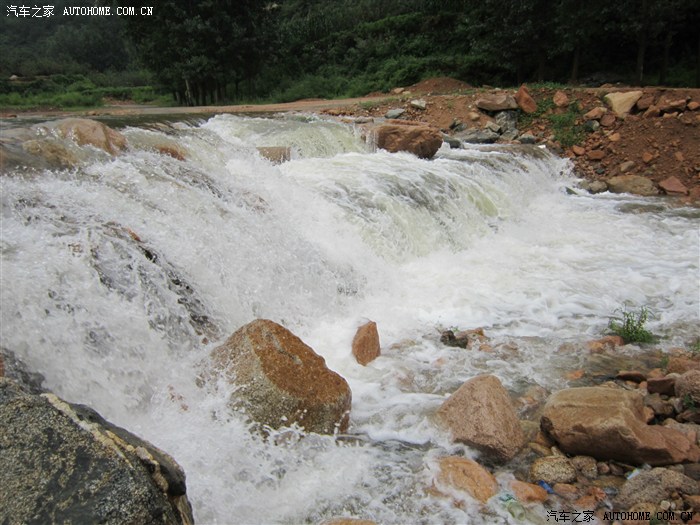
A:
1 113 699 524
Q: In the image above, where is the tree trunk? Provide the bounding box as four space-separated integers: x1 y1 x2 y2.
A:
184 78 194 106
697 32 700 88
636 33 647 86
569 46 581 84
658 31 673 85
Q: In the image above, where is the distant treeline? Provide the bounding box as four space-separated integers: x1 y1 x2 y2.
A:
1 0 698 106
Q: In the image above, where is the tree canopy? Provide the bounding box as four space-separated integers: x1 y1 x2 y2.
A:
1 0 698 105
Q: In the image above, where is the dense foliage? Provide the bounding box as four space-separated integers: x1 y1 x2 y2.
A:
1 0 698 107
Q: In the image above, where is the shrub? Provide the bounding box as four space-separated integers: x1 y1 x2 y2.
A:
608 305 656 344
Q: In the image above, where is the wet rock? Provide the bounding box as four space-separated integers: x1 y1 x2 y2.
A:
515 84 537 114
617 371 646 383
437 374 525 462
518 133 537 144
476 93 518 112
604 91 643 116
676 370 700 405
55 118 127 155
206 319 352 434
615 468 699 510
0 348 45 395
0 379 193 525
540 386 700 466
606 174 659 196
553 91 569 108
659 176 689 195
586 335 625 353
374 122 443 159
435 456 498 503
352 320 380 366
510 480 548 503
257 146 291 164
454 128 500 144
495 111 518 134
530 456 577 485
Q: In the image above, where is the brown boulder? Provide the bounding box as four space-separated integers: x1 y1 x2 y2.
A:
352 321 380 366
659 176 689 195
515 85 537 114
540 387 700 466
475 93 518 112
435 456 498 503
688 101 700 111
437 374 524 462
636 95 655 111
647 376 676 396
206 319 351 434
606 174 659 196
374 123 443 159
55 118 127 155
600 113 617 127
257 147 291 164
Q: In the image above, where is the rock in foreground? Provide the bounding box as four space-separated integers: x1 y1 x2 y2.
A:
207 319 352 434
0 378 194 525
437 374 524 462
540 386 700 466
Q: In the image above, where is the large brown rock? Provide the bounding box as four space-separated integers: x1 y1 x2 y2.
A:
207 319 351 434
435 456 498 503
604 91 644 116
352 321 380 366
540 387 700 466
437 374 525 462
55 118 127 155
374 122 442 159
606 174 659 196
476 93 518 112
515 85 537 114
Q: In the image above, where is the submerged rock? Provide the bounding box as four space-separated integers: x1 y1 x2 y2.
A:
437 374 524 462
0 378 194 525
540 386 700 466
54 118 127 155
435 456 498 504
206 319 352 434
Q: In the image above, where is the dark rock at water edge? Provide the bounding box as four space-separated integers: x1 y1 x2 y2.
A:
0 378 194 525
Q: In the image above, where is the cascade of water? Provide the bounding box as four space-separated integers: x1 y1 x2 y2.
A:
1 114 698 524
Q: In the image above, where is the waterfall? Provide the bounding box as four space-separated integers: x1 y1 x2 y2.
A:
1 113 698 524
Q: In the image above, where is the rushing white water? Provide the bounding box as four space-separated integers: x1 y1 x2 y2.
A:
1 113 699 524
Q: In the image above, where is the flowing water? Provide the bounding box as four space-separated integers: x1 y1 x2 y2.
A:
1 113 699 524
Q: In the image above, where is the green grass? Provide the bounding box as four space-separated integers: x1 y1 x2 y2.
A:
608 305 657 344
547 101 585 148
